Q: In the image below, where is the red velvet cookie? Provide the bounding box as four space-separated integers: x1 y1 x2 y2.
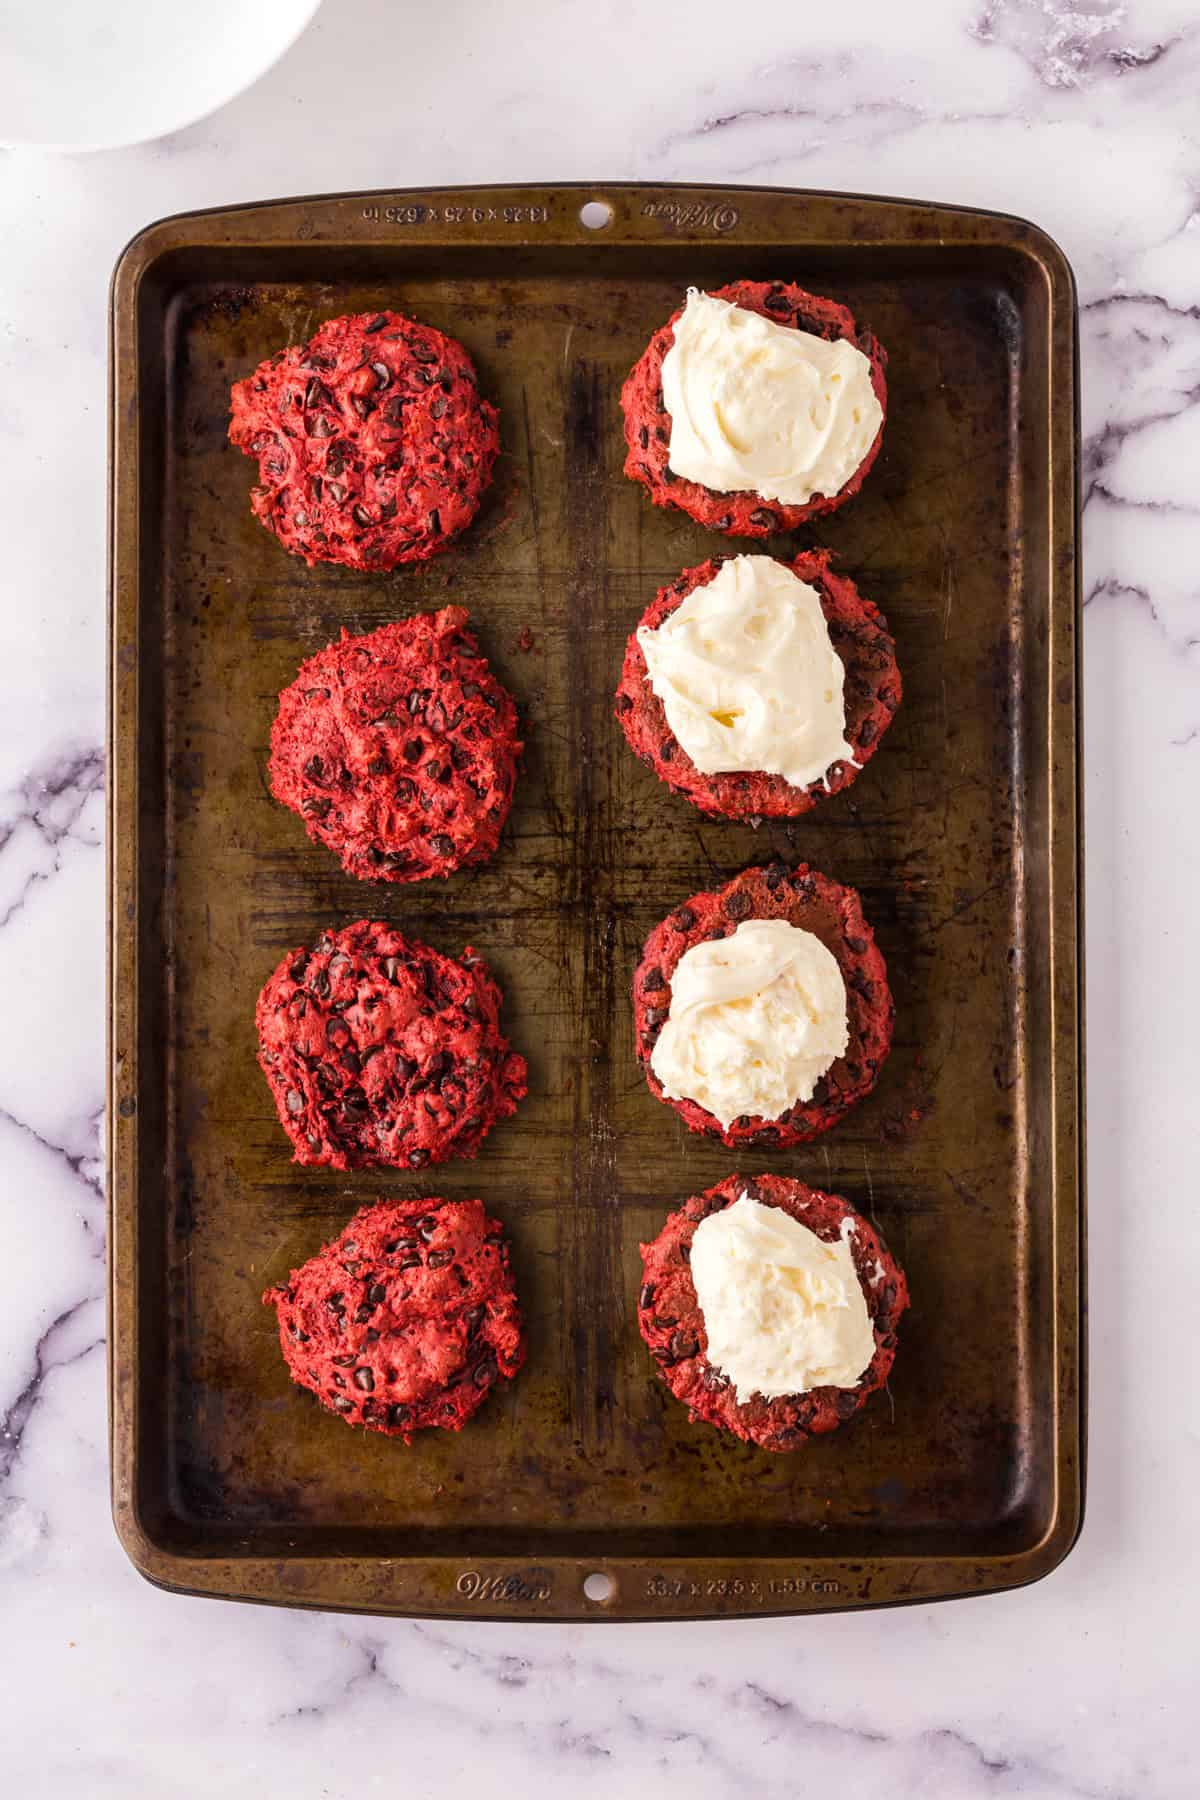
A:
264 1198 525 1441
621 280 887 536
269 607 521 883
229 309 499 569
634 863 893 1149
257 921 527 1171
614 551 900 820
638 1173 908 1452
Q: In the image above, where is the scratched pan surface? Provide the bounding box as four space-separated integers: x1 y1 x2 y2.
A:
108 185 1083 1620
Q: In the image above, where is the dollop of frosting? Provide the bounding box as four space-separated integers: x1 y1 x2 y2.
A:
660 289 882 505
650 918 849 1129
691 1195 874 1400
637 554 856 789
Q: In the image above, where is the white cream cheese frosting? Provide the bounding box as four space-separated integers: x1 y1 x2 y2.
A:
690 1194 873 1400
636 554 856 789
660 288 882 505
650 918 849 1129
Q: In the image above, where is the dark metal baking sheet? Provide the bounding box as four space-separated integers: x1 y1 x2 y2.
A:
108 183 1083 1620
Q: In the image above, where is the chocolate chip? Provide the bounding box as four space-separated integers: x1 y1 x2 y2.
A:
325 1292 344 1314
428 508 441 538
615 692 632 715
763 290 792 315
836 1389 861 1419
307 413 335 439
410 339 438 364
472 1354 497 1387
723 889 753 920
845 935 868 954
354 1367 375 1392
352 503 372 527
713 514 732 530
364 314 388 333
370 361 391 389
669 1330 699 1361
672 906 696 932
304 377 332 410
403 737 424 764
408 1147 430 1168
285 1088 304 1114
430 833 454 856
388 1404 412 1428
463 1304 486 1337
638 1282 655 1310
427 1249 454 1270
417 1215 439 1242
748 508 777 530
641 965 666 993
331 1396 354 1413
368 1283 387 1305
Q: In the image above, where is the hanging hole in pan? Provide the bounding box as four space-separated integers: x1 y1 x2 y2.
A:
583 1570 615 1603
580 199 613 231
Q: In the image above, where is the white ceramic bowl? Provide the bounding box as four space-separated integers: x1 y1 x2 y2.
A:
0 0 322 151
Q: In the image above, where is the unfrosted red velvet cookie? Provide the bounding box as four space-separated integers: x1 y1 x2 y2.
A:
269 607 521 883
229 309 499 569
638 1173 908 1452
634 863 893 1150
614 551 900 820
256 921 527 1171
264 1198 525 1440
620 280 887 536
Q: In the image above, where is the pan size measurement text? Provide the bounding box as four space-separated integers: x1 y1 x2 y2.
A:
645 1575 842 1602
362 204 550 227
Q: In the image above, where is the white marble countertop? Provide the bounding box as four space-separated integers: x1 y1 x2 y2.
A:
2 0 1197 1791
